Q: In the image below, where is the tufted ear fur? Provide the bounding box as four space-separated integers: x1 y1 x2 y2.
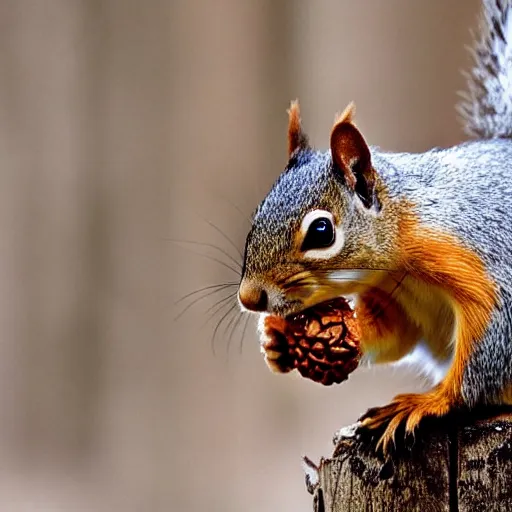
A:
287 99 309 157
330 103 376 209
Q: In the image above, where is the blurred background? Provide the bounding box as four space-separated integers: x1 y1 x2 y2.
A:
0 0 479 510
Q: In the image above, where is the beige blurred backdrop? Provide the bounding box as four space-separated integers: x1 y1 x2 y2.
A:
0 1 479 511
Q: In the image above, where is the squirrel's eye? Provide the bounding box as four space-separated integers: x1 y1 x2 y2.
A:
301 217 335 251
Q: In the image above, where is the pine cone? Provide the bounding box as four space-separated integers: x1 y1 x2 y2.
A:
262 298 361 386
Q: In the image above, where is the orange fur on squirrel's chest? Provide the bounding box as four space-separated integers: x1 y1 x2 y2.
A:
397 214 497 394
357 211 497 394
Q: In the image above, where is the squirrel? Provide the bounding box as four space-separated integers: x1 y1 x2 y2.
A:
237 0 512 453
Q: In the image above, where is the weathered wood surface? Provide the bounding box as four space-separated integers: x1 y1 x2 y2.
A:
304 412 512 512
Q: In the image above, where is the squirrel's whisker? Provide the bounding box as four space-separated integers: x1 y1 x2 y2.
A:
167 239 242 270
239 313 251 354
202 217 245 262
226 310 245 358
211 303 239 357
175 282 238 305
221 194 254 228
221 311 238 357
207 187 255 228
203 294 239 357
174 286 237 321
203 292 238 319
173 242 241 276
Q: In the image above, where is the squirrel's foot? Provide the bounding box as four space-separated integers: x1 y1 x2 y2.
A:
357 388 452 454
259 315 294 373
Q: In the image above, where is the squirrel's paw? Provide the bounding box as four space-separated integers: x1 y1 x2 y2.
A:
259 315 295 374
357 389 452 454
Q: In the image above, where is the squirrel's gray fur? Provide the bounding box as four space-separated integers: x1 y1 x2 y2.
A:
243 0 512 407
459 0 512 138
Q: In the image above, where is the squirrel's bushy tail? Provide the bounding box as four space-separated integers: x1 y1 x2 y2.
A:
459 0 512 138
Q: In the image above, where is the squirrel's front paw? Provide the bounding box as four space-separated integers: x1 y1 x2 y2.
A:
259 315 295 373
357 389 452 454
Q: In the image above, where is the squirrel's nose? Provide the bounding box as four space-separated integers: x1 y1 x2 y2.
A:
238 280 268 312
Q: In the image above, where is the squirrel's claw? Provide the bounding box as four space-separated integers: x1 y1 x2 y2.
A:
357 390 452 454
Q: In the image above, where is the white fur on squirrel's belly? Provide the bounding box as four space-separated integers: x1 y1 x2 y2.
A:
394 342 453 385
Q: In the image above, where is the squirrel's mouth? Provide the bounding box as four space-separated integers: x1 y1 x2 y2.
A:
283 296 356 325
269 294 356 320
274 271 365 318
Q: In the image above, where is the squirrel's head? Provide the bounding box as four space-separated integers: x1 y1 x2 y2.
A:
239 100 397 317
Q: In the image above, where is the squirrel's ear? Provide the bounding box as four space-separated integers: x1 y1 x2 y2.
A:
287 99 309 157
330 103 376 209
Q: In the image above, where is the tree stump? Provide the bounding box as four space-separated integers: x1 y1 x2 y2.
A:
304 411 512 511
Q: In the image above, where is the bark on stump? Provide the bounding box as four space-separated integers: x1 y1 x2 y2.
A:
304 412 512 511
